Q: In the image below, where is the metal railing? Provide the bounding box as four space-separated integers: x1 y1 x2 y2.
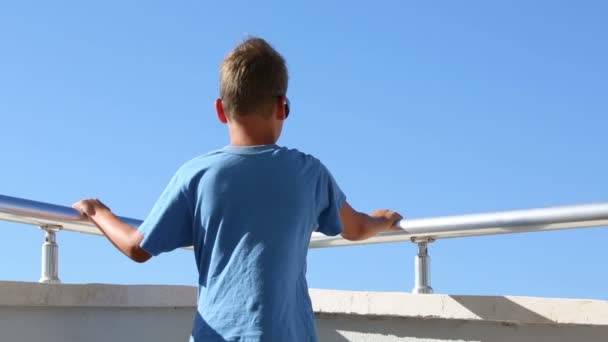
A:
2 194 608 293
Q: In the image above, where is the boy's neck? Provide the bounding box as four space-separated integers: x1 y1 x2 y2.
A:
230 135 277 147
228 120 278 147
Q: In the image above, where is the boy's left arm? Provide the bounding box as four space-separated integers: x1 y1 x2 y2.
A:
73 199 152 263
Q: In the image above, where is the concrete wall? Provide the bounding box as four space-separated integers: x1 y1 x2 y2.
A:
1 281 607 342
312 289 608 342
316 314 608 342
0 282 196 342
1 307 194 342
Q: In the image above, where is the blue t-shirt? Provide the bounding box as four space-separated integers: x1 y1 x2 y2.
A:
138 144 346 341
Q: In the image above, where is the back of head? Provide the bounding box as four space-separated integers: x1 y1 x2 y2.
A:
220 38 288 118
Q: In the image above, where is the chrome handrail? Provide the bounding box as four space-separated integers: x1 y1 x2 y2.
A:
311 202 608 247
2 194 608 292
2 194 608 246
0 194 141 237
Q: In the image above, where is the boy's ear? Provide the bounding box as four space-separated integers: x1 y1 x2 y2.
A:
216 99 228 124
276 96 287 121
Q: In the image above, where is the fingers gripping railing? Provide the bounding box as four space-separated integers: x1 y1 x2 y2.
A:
2 194 608 292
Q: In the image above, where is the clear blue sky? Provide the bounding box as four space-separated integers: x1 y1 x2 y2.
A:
1 1 607 299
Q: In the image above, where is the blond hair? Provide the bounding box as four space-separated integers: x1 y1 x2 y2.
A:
220 37 288 117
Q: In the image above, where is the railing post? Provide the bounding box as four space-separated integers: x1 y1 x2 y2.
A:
39 226 61 284
412 239 433 294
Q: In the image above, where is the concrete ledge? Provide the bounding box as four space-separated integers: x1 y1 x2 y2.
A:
2 281 608 327
311 289 608 326
3 282 608 342
0 281 196 308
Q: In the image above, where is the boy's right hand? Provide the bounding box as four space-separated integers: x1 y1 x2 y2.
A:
370 209 403 232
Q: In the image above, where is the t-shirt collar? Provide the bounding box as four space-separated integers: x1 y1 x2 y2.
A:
221 144 279 155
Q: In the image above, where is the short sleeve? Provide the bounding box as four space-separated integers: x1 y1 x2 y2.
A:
315 162 347 236
138 172 194 256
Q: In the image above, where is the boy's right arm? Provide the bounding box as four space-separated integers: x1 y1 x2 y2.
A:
339 202 403 241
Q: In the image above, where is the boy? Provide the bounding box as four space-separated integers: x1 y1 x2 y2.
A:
73 37 402 342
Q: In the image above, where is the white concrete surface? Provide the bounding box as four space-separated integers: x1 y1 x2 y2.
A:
0 281 196 307
0 281 196 341
1 281 608 342
1 307 195 342
310 288 608 326
316 314 608 342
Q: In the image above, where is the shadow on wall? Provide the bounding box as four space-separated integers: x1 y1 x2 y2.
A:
449 295 555 324
315 313 608 342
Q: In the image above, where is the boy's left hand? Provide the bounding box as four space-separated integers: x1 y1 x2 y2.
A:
370 209 403 232
72 199 111 218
